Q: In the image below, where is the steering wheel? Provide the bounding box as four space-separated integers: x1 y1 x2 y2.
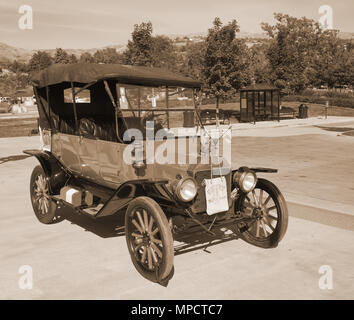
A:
140 111 164 133
140 111 154 131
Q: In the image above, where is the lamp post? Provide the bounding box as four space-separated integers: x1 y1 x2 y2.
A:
325 101 329 119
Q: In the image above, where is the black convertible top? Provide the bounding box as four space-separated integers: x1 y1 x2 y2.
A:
31 63 201 88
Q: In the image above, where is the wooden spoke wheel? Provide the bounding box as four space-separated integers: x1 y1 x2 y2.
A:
125 196 174 283
235 178 288 248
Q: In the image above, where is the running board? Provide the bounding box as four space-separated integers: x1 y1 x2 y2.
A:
52 179 169 219
82 204 104 216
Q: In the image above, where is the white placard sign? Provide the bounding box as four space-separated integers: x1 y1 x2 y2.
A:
204 176 229 215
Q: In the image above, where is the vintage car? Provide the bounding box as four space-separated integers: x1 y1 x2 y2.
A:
25 64 288 285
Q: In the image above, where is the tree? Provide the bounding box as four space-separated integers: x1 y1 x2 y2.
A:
28 51 52 72
8 60 28 73
180 41 206 81
79 52 95 63
203 18 251 100
123 22 154 66
93 48 122 64
69 54 78 64
0 72 30 98
248 42 271 84
314 30 354 88
54 48 70 64
261 13 323 93
151 36 178 71
123 22 179 71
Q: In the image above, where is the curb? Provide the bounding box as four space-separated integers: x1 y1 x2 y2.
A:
284 191 354 218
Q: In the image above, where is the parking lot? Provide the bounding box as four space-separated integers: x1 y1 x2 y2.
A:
0 117 354 299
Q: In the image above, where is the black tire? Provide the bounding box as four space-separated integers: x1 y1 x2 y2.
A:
125 196 174 283
30 165 63 224
235 178 288 248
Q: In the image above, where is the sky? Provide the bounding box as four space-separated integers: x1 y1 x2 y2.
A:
0 0 353 50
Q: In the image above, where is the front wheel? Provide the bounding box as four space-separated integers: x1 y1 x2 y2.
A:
235 178 288 248
125 196 174 284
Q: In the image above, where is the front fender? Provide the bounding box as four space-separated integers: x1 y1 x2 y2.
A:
24 149 71 195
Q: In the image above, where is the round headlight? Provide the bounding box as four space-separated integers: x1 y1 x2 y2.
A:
233 169 257 193
242 173 257 192
175 177 197 202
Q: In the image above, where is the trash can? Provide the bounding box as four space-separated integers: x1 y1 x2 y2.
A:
183 110 195 127
298 105 303 118
298 104 308 119
303 105 308 118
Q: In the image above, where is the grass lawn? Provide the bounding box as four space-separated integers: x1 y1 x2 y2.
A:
205 100 354 119
280 101 354 118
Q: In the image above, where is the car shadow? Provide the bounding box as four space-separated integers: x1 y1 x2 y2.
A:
173 225 240 256
0 154 31 164
60 206 240 255
59 207 126 238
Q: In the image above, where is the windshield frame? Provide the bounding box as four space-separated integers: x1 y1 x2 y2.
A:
115 82 201 130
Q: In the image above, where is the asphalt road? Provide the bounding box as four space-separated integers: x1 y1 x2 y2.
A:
0 123 354 299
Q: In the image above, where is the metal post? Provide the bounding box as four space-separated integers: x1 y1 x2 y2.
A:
264 90 266 118
240 91 243 122
253 91 255 125
165 86 169 129
138 87 141 118
216 96 220 126
277 90 280 122
325 101 329 119
270 90 273 120
71 82 79 132
45 86 52 129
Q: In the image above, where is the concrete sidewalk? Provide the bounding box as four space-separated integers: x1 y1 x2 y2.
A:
172 116 354 137
232 116 354 130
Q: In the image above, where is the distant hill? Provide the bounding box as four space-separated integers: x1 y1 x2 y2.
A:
40 44 126 59
0 31 352 63
0 43 32 64
0 43 125 64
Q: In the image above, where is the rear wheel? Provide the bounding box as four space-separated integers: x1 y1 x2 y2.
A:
235 178 288 248
30 165 63 224
125 196 174 284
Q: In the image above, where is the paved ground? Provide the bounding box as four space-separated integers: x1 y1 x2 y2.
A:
0 118 354 299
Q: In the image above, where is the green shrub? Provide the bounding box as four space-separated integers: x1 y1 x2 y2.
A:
282 91 354 108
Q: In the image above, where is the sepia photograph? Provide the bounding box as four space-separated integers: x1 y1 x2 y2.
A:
0 0 353 306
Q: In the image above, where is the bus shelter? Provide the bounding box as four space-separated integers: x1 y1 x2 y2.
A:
240 83 280 123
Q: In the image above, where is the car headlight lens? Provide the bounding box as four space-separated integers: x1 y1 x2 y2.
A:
233 169 257 193
175 177 197 202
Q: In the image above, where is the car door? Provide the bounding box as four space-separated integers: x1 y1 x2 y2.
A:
97 139 123 185
78 136 101 181
59 133 81 174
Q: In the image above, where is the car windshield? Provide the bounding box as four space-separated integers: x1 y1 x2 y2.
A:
117 84 197 130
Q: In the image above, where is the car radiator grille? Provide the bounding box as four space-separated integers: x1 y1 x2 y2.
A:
189 170 232 214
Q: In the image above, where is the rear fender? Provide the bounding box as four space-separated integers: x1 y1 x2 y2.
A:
24 149 71 195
